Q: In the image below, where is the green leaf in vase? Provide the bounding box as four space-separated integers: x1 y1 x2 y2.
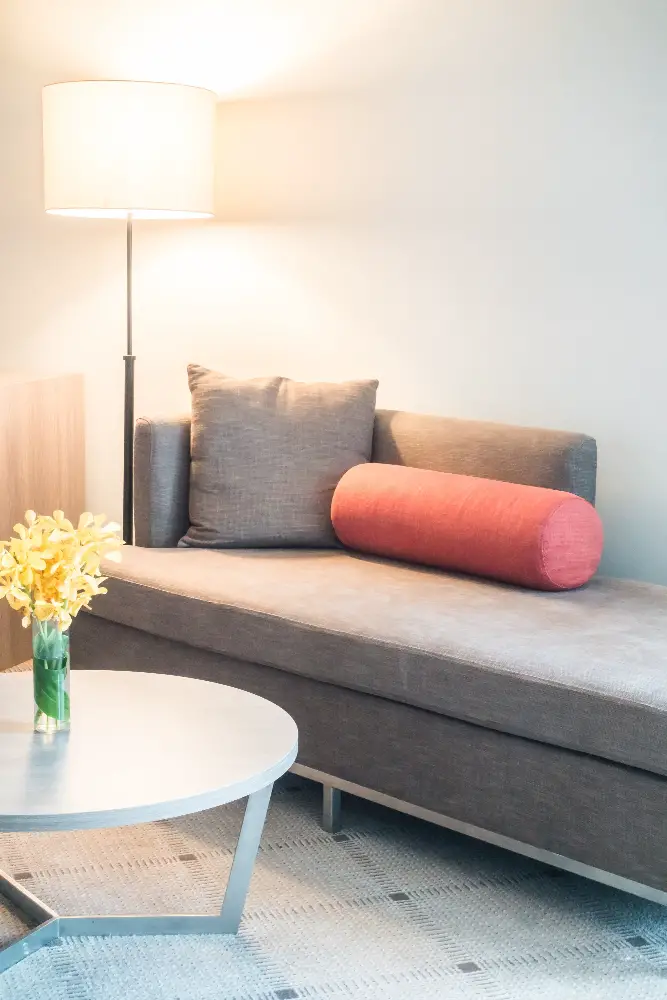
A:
33 659 70 722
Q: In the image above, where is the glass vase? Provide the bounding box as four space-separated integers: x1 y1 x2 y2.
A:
32 617 70 734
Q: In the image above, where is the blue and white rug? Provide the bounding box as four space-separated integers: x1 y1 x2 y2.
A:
2 776 667 999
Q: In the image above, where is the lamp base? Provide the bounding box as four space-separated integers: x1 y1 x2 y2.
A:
123 353 135 545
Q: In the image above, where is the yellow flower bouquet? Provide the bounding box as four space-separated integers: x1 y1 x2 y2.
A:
0 510 122 732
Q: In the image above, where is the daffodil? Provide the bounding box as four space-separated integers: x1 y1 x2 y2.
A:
0 510 122 630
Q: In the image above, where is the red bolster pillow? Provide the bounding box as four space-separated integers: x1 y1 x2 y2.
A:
331 464 603 591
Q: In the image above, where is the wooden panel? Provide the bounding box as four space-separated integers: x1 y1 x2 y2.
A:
0 373 85 669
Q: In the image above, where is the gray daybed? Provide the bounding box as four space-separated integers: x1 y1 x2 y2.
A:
73 409 667 904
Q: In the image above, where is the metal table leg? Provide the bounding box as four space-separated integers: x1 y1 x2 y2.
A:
0 783 274 975
0 870 60 974
219 781 272 932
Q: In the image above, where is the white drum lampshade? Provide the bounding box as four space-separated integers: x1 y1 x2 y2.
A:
42 81 216 219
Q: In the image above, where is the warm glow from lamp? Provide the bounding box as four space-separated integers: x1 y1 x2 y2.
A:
42 81 216 219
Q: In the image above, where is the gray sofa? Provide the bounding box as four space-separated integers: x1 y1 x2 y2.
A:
73 409 667 904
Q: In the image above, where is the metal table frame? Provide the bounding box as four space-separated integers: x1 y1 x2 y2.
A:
0 782 273 975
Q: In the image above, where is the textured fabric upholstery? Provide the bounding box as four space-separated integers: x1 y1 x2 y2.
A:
73 612 667 893
134 416 190 548
373 410 597 503
183 365 378 548
133 410 598 548
332 464 603 590
94 545 667 777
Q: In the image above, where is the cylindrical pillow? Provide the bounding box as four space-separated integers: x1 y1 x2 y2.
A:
331 464 603 591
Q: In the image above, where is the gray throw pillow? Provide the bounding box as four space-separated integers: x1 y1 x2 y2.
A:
182 365 379 548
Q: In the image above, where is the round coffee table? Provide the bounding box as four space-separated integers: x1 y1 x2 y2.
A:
0 670 298 974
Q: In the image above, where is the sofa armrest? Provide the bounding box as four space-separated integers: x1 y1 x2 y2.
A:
134 416 191 547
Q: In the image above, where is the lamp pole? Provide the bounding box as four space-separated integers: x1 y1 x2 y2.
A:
123 215 135 545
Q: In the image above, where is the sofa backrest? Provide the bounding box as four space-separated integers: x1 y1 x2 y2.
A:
133 410 597 547
373 410 597 504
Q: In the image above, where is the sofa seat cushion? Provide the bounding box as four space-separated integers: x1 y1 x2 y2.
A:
94 546 667 777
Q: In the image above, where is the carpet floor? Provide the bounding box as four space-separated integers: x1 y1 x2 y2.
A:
2 775 667 1000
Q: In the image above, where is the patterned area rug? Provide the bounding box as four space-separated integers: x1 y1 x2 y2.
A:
3 660 667 998
3 777 667 1000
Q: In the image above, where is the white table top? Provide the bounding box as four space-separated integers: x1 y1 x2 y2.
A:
0 671 298 832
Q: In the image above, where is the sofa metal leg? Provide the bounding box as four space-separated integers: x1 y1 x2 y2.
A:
322 785 342 834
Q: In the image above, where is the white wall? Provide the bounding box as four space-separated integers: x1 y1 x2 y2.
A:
2 0 667 581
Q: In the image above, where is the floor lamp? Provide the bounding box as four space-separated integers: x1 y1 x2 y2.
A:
42 81 216 543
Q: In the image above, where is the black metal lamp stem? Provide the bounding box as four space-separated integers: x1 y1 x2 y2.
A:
123 215 135 545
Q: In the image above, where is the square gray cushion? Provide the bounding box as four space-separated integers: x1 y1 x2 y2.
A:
182 365 378 548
